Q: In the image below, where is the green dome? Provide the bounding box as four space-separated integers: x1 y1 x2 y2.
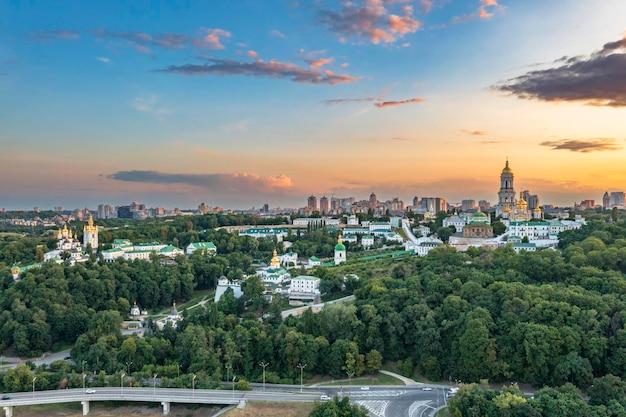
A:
335 243 346 251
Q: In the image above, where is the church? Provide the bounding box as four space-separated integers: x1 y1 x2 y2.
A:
495 159 541 221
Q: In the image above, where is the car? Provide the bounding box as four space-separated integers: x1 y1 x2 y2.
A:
360 386 369 391
422 387 433 391
320 395 330 401
85 389 96 394
63 356 71 360
1 395 10 400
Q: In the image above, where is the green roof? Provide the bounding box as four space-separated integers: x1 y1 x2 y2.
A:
293 275 320 281
189 242 216 249
335 243 346 251
159 245 181 253
309 256 320 261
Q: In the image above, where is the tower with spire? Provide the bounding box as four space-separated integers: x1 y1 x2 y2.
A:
334 233 346 265
83 214 99 249
496 159 516 218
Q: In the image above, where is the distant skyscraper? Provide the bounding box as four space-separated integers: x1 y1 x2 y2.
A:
413 196 419 207
331 198 340 211
421 197 447 213
610 192 625 208
369 192 378 210
307 195 318 211
461 200 476 211
263 203 270 213
319 196 329 214
603 191 610 208
478 200 491 211
118 205 133 219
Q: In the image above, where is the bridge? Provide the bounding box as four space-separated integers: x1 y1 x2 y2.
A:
1 386 321 416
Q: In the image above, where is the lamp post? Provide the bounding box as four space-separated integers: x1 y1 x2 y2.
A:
232 375 236 398
259 361 269 391
121 373 125 396
125 361 133 375
225 364 231 384
192 374 197 399
32 376 37 398
153 374 158 396
177 364 181 379
82 373 86 390
297 363 307 393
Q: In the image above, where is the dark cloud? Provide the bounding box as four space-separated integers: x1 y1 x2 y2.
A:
154 58 360 85
374 97 424 107
29 30 80 41
495 36 626 107
540 138 622 153
317 0 420 44
321 97 381 105
109 170 293 192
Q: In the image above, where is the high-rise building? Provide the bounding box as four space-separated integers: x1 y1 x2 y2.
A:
521 190 540 210
307 195 318 211
412 196 419 207
319 196 329 214
118 205 133 219
478 200 491 211
603 192 610 208
421 197 447 213
610 192 625 208
461 200 476 211
369 192 378 210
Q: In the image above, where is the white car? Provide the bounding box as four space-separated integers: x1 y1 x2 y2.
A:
85 389 96 394
422 387 433 391
320 395 330 401
360 386 369 391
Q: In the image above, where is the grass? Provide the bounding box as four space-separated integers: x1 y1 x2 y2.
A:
222 402 315 417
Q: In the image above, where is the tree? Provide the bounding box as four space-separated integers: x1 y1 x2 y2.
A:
309 396 369 417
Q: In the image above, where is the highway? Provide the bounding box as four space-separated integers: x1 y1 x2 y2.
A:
0 385 448 417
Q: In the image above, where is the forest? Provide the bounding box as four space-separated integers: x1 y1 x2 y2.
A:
2 212 626 416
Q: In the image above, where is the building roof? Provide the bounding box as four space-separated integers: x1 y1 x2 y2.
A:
188 242 216 249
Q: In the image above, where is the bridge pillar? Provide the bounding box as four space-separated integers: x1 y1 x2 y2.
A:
237 400 246 409
81 400 90 415
161 401 170 415
3 406 13 417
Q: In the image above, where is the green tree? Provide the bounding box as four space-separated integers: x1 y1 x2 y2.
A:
309 396 369 417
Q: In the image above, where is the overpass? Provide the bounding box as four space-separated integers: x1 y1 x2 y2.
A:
0 386 321 416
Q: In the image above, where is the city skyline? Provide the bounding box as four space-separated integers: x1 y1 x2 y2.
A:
1 1 626 210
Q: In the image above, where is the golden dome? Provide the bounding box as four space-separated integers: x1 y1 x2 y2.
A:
501 159 513 175
503 203 511 213
534 206 541 212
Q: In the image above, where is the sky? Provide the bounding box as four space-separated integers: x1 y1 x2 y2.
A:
1 0 626 211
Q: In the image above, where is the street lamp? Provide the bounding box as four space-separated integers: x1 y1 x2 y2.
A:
259 361 269 391
32 376 37 398
225 364 231 383
153 374 158 396
297 363 307 393
121 373 125 396
82 373 86 390
82 360 86 375
125 361 133 375
232 375 236 398
192 374 197 399
177 364 181 379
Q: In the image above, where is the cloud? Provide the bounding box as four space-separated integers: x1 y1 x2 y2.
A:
317 0 420 44
96 56 111 63
306 57 333 68
452 0 502 24
198 28 231 50
247 50 259 60
269 29 285 38
132 95 169 114
322 97 381 105
374 97 424 107
495 35 626 107
154 57 360 85
461 129 487 136
30 30 80 41
420 0 433 14
539 138 622 153
109 170 293 193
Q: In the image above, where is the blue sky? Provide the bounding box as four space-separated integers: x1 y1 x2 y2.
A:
1 0 626 210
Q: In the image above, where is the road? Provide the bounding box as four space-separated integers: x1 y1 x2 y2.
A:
0 385 447 417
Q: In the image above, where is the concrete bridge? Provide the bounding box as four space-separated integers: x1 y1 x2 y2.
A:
1 386 320 416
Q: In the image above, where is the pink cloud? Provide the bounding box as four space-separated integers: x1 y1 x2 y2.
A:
198 28 231 50
307 57 333 68
247 50 259 60
317 0 420 44
374 97 425 107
